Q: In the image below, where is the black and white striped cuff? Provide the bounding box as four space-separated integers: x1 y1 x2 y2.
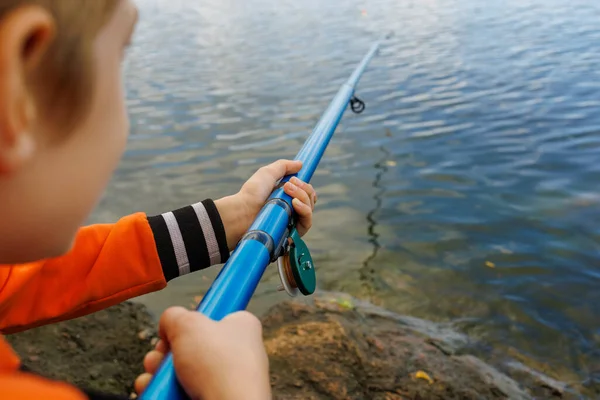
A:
147 199 230 281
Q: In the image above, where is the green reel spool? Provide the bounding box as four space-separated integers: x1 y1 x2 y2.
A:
277 228 316 296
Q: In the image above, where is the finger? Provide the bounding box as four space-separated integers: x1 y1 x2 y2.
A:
290 178 317 208
134 372 153 395
292 198 312 218
143 350 166 374
154 339 168 353
284 181 311 209
292 198 312 234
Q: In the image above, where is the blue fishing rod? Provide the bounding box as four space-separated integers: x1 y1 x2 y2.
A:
141 36 387 400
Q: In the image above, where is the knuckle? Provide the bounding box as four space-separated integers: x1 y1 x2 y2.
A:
162 306 188 326
143 350 154 362
297 206 308 215
230 311 262 330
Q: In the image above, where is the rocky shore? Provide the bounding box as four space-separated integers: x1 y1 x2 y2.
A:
6 292 583 399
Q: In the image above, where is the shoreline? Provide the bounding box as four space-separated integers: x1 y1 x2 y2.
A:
6 291 583 399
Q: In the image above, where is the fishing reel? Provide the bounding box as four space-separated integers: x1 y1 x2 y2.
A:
276 228 316 297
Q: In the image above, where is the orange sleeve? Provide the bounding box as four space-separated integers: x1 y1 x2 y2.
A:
0 213 165 334
1 372 88 400
0 200 230 334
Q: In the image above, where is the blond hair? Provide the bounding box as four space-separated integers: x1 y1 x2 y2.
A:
0 0 119 130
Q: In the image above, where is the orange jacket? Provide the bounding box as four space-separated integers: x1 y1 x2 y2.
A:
0 200 229 399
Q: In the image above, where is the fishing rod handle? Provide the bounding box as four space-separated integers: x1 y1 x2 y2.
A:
140 238 273 400
139 354 185 400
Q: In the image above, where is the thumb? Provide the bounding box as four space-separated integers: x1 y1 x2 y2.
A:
158 307 210 345
256 159 303 183
221 311 263 337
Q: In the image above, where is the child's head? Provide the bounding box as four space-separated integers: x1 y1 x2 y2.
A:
0 0 138 263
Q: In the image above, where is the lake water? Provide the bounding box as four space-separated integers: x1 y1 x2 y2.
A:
92 0 600 393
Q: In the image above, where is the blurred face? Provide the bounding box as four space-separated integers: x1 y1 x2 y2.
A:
0 0 138 263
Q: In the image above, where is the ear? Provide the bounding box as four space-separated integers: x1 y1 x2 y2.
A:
0 5 54 174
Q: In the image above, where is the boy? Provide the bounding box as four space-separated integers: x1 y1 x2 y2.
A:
0 0 317 399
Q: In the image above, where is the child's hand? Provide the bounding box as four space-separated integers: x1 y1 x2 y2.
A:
239 159 316 236
215 159 317 250
134 307 271 400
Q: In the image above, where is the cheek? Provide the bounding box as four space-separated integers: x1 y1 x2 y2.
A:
1 27 133 263
58 44 130 221
89 49 130 170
